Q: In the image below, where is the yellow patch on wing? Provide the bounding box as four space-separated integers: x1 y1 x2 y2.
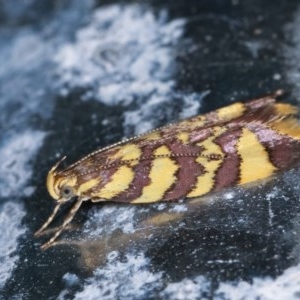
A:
110 143 142 162
187 127 225 198
93 165 134 199
237 128 276 184
271 118 300 139
77 178 100 194
132 146 179 203
154 145 171 156
216 102 246 121
144 131 161 141
275 103 298 116
177 132 189 144
178 116 207 130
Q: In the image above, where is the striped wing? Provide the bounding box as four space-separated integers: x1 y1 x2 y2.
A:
60 95 300 203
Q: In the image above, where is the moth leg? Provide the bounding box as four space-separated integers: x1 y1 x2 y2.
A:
41 198 83 250
35 203 62 236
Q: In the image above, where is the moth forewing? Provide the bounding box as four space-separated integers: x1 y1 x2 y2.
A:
36 92 300 249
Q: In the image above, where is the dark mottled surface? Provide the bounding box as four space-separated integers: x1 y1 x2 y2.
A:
1 0 300 299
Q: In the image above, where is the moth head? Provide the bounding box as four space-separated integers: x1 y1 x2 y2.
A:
46 157 78 203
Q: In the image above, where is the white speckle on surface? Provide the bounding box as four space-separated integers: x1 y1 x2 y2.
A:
22 186 36 197
107 251 118 261
0 29 56 124
0 131 46 198
55 4 185 107
216 263 300 300
83 206 138 238
244 40 264 58
179 91 210 119
285 6 300 98
161 276 210 300
62 273 80 287
0 3 92 293
0 202 26 289
123 91 207 135
170 204 187 213
54 4 207 135
73 252 163 300
265 190 278 227
272 73 281 80
156 203 167 211
223 192 235 200
160 262 300 300
207 259 240 264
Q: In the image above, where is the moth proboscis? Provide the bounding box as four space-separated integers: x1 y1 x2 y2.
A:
35 91 300 249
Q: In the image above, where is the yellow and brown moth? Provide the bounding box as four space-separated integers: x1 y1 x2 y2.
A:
35 91 300 249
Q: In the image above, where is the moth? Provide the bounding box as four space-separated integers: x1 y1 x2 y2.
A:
35 91 300 249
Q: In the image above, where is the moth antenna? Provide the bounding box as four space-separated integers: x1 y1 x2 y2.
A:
34 202 63 236
51 155 67 174
41 198 83 250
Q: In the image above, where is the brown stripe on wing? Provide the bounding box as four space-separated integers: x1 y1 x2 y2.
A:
226 104 278 129
111 160 152 202
109 145 157 202
115 130 206 203
163 139 205 201
213 128 242 191
244 96 275 110
189 127 213 144
247 123 300 170
60 158 119 191
63 146 121 175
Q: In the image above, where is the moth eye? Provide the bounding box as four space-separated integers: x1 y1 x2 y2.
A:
60 185 74 199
